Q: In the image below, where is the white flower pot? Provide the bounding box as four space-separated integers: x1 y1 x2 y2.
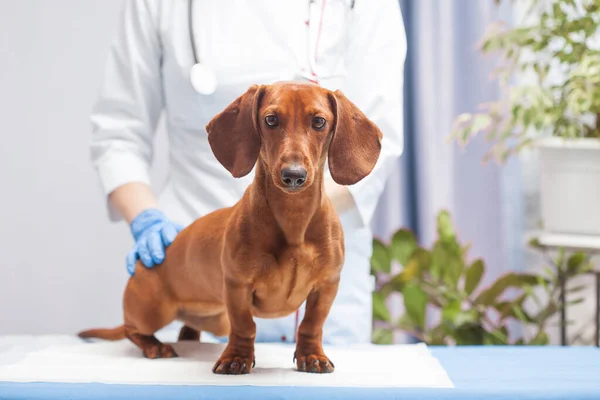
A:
538 137 600 235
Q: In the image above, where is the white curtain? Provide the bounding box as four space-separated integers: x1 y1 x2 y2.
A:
372 0 524 289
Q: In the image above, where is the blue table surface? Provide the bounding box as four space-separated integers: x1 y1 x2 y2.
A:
1 346 599 400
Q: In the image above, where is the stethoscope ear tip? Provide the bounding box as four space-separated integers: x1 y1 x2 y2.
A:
190 63 217 95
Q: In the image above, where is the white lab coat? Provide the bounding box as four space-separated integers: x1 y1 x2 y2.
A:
90 0 406 345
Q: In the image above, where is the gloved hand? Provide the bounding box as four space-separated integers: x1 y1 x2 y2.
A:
126 209 184 276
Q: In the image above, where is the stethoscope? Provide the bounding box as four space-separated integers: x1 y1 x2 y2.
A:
188 0 354 95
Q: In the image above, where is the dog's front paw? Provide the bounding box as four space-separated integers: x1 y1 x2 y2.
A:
294 352 334 373
212 354 255 375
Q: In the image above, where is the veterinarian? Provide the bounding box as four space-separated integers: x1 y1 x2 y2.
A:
90 0 406 345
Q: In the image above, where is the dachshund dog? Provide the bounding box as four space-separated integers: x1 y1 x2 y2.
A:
79 81 382 374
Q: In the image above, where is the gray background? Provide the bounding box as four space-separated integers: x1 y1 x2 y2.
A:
0 0 171 334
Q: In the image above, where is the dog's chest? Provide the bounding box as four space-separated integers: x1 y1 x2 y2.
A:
251 243 322 318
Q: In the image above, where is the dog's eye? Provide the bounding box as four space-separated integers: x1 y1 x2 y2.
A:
265 115 278 127
313 117 326 130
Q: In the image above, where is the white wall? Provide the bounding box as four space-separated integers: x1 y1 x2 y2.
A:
0 1 169 334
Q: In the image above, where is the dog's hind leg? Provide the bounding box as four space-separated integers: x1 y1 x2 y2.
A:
125 328 178 359
177 312 230 343
122 273 179 358
123 302 179 358
177 303 230 341
178 325 201 341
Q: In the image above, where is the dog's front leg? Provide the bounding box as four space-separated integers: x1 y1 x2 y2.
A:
294 278 340 373
212 279 256 375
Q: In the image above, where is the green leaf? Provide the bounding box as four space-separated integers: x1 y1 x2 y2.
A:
372 328 394 344
437 211 455 242
402 282 428 330
484 326 509 345
567 284 588 294
494 301 512 320
441 300 461 324
556 248 566 272
431 211 465 288
511 304 533 323
371 239 391 274
542 266 555 281
388 248 430 292
552 3 563 18
385 275 406 294
567 297 585 306
443 249 465 290
567 252 589 276
537 274 550 293
446 257 465 289
523 284 542 308
470 114 492 133
430 239 464 290
430 242 445 282
426 324 448 345
494 294 531 322
372 292 391 322
522 108 534 127
462 242 472 257
528 237 543 249
390 229 418 265
474 273 539 306
406 248 431 275
453 323 485 345
534 301 559 324
511 104 522 124
397 313 417 331
464 259 485 295
455 309 480 328
529 331 549 345
419 285 445 308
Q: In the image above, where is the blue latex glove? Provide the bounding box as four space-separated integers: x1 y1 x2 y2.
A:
126 209 184 276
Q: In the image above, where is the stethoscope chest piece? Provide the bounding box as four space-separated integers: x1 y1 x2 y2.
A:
190 63 217 95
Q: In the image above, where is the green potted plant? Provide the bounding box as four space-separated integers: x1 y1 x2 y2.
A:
370 211 591 345
451 0 600 235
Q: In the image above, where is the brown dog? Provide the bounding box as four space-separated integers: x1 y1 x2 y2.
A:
79 82 382 374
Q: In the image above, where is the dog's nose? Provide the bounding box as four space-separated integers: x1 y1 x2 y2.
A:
281 165 307 188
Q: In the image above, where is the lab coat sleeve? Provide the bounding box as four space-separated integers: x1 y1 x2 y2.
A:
89 0 163 215
342 0 406 227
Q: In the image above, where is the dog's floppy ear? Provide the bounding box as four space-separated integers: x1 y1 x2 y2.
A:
206 84 265 178
327 90 383 185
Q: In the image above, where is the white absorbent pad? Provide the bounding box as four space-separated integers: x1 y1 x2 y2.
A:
0 338 454 388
